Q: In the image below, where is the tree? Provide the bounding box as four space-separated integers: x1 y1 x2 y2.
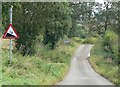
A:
2 3 44 55
43 2 72 49
2 2 72 55
68 2 95 38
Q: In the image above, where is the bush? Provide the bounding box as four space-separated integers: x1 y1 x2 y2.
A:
2 34 80 85
84 37 98 44
102 31 118 62
90 41 119 86
71 37 84 44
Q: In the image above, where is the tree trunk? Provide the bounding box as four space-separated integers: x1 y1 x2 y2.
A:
104 2 109 32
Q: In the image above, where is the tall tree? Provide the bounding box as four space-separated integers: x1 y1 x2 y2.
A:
2 2 72 55
43 2 72 49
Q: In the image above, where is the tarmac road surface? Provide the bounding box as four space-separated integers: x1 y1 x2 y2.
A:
56 45 115 85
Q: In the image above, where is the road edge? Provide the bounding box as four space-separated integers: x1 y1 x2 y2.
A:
87 48 116 86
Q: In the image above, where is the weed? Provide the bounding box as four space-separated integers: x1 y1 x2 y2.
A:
2 38 80 85
89 33 119 86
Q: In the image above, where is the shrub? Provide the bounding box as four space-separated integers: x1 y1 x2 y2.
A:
102 31 118 62
90 37 119 86
70 37 84 44
84 37 98 44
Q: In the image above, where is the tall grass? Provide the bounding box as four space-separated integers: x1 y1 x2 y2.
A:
2 38 80 85
0 56 1 87
89 32 119 87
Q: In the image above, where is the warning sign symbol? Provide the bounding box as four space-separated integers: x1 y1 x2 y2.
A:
3 24 19 39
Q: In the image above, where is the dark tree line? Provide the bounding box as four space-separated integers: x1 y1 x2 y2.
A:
2 2 119 56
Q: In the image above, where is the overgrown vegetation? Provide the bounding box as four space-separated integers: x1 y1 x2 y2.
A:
89 31 119 86
2 1 119 86
2 2 72 55
0 38 2 87
2 38 80 85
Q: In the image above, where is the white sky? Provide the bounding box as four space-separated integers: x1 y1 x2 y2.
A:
95 0 104 4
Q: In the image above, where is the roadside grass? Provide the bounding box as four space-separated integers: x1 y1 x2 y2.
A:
89 36 119 86
70 37 99 44
2 39 9 49
0 60 1 87
83 37 98 44
2 38 80 85
0 57 1 87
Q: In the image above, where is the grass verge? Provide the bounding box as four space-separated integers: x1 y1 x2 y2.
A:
0 57 1 86
2 38 80 85
89 37 119 87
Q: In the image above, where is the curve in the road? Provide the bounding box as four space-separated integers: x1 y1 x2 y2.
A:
56 44 115 85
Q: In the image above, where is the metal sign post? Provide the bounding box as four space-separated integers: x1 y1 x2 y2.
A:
9 6 13 64
3 5 19 64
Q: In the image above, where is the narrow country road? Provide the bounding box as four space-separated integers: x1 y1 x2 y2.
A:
56 45 115 85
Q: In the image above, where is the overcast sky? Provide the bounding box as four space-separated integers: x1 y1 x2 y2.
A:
95 0 104 4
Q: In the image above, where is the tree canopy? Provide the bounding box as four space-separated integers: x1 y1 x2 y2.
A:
2 2 119 55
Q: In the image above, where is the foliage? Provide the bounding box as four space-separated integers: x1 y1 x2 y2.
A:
43 3 72 49
2 2 119 86
2 38 80 85
102 31 118 63
90 32 119 86
2 2 72 55
2 3 41 55
90 54 119 86
83 37 98 44
68 2 95 37
2 2 120 55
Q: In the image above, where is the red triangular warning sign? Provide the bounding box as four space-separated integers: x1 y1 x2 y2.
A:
3 24 19 39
